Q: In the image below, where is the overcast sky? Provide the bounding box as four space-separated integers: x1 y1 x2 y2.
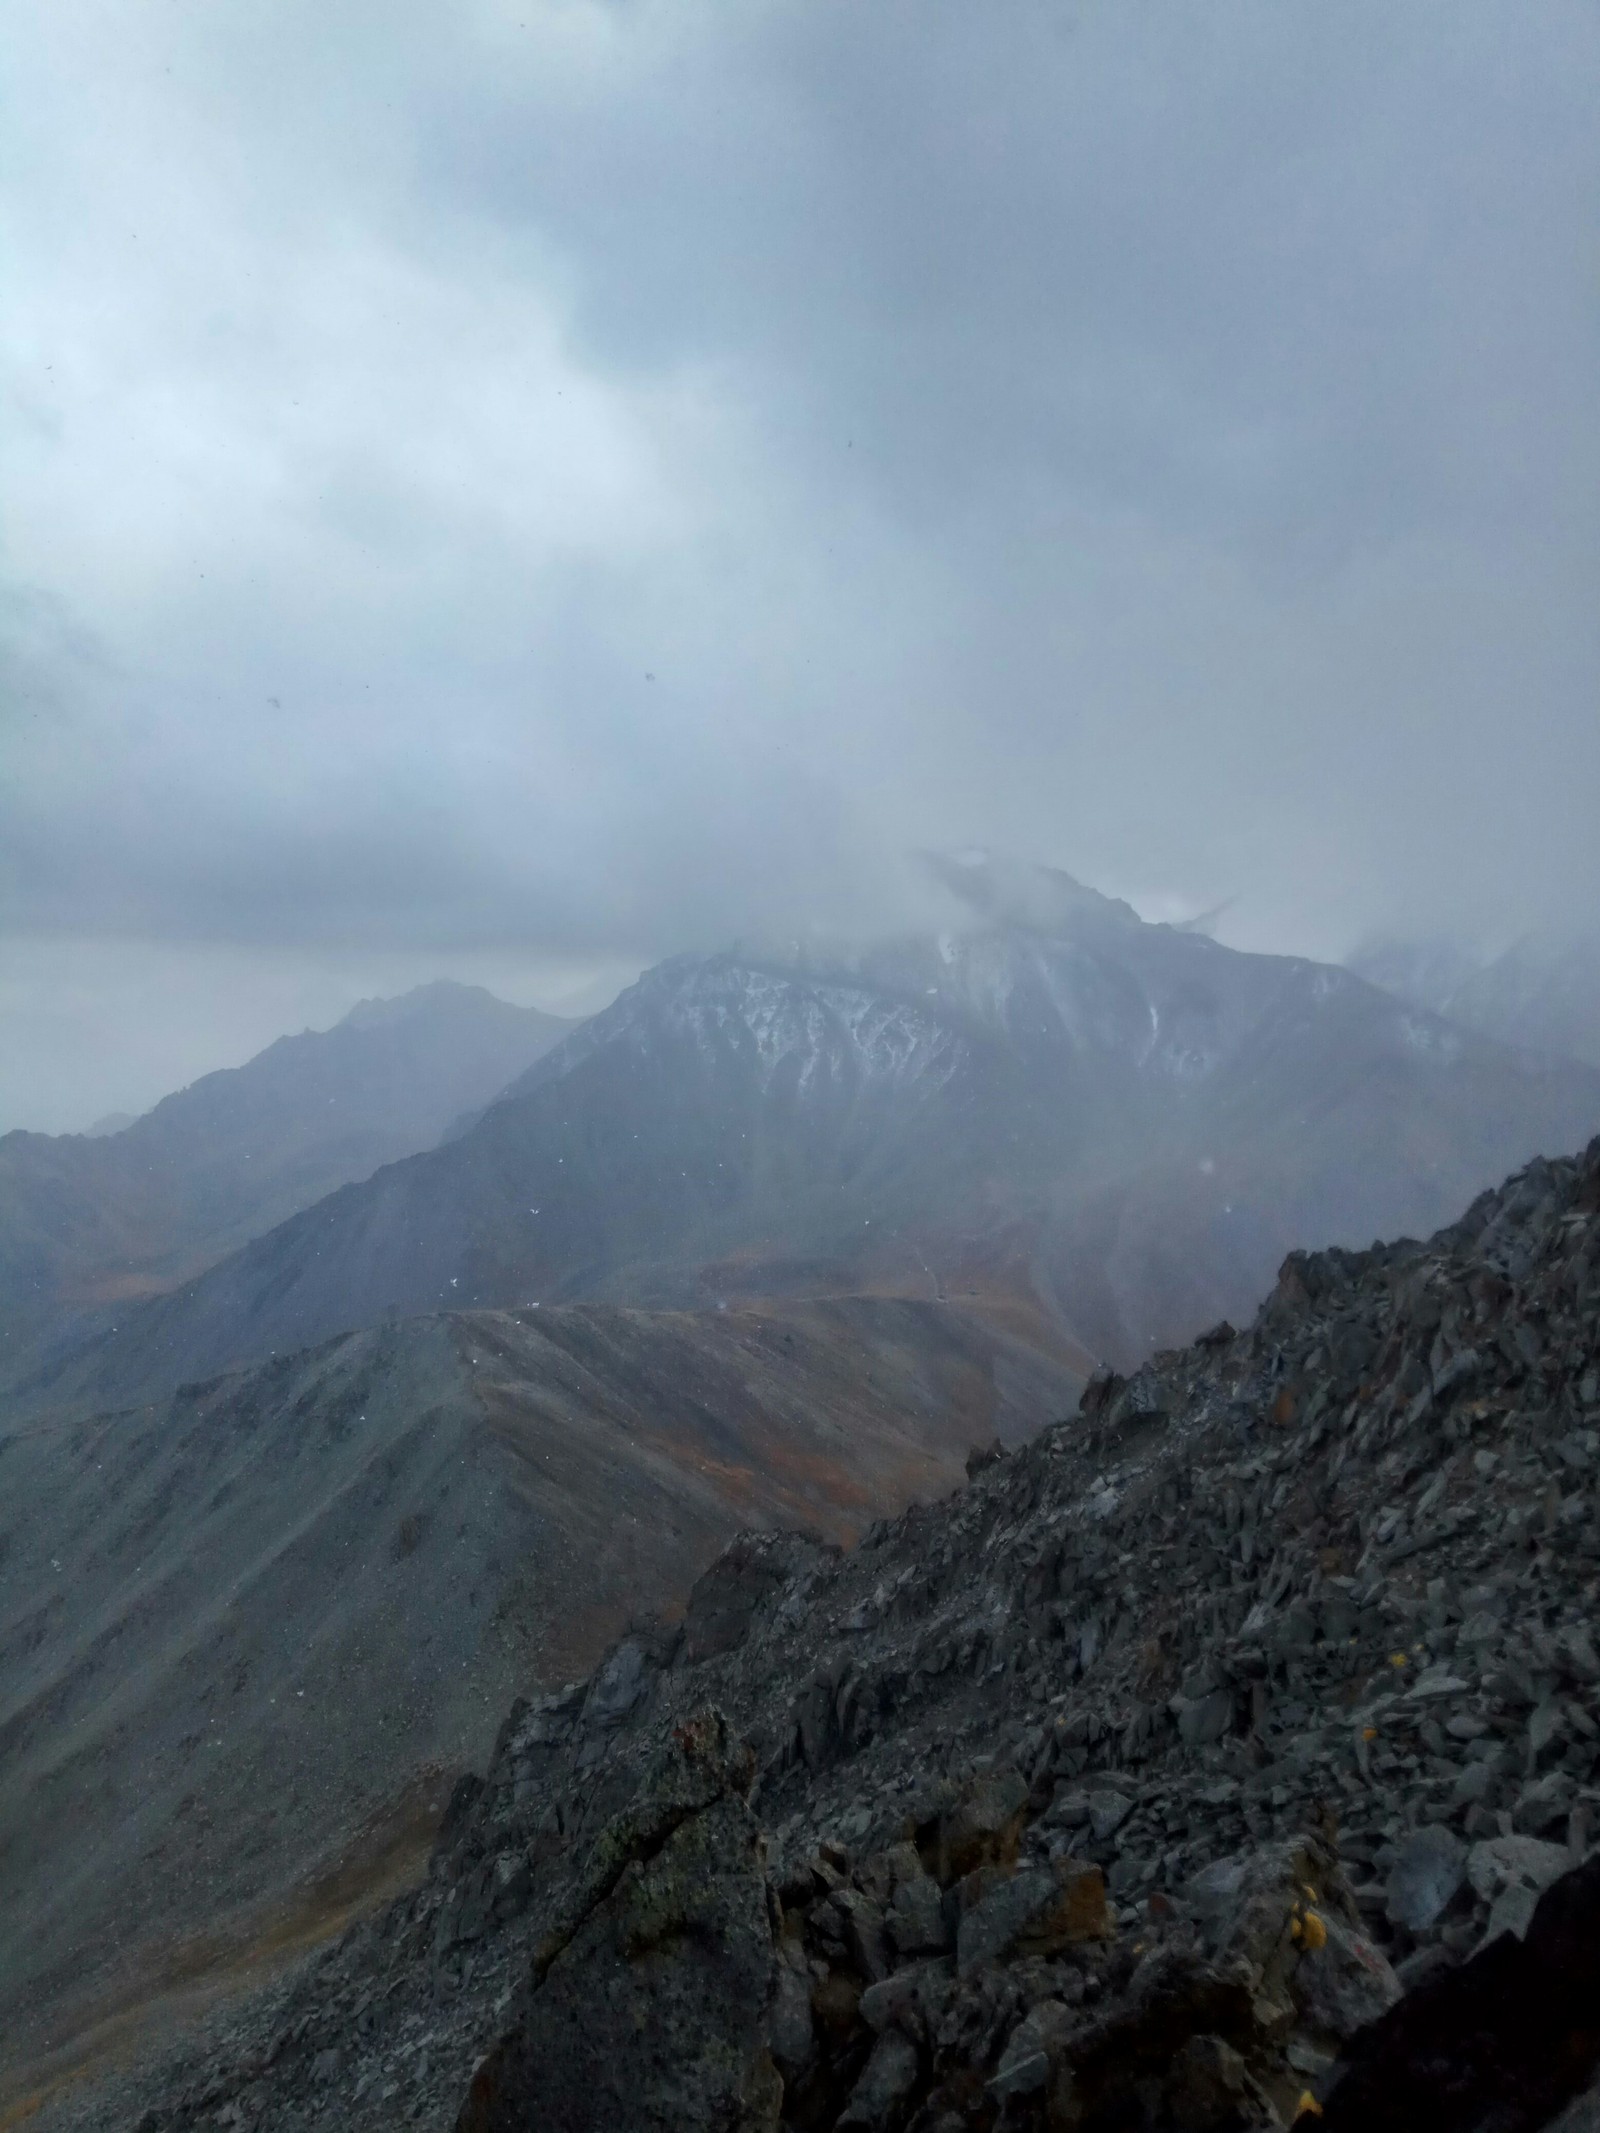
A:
3 1 1597 1130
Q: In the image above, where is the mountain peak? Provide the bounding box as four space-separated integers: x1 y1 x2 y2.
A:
1351 930 1600 1070
81 1109 139 1138
337 979 528 1032
919 849 1144 935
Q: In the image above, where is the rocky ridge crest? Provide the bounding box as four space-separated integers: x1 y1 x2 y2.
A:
43 1135 1600 2131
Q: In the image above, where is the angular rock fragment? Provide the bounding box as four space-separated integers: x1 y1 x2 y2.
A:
836 2029 919 2128
886 1868 948 1957
1166 2033 1248 2130
1292 1915 1402 2041
956 1857 1108 1973
1318 1854 1600 2132
924 1767 1030 1883
455 1712 780 2133
1384 1825 1467 1933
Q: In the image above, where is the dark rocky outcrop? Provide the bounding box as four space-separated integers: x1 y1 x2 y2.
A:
1318 1850 1600 2133
456 1712 782 2133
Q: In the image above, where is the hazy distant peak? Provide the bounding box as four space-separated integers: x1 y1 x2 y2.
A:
1350 930 1600 1071
0 979 579 1348
81 1110 139 1138
337 979 529 1032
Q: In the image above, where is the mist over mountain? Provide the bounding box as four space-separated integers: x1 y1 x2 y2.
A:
1350 933 1600 1072
18 869 1599 1419
0 981 573 1358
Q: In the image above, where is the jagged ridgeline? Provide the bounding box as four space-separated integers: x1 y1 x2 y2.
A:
41 1135 1600 2132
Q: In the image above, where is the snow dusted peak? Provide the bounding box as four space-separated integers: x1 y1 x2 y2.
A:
492 950 968 1114
499 881 1523 1133
861 924 1213 1069
657 956 965 1098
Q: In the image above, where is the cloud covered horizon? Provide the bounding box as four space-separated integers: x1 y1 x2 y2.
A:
3 1 1598 1127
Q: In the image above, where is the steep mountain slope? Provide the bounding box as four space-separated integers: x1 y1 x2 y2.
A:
0 982 573 1356
1351 933 1600 1071
0 1293 1082 2078
34 1137 1600 2133
18 880 1600 1415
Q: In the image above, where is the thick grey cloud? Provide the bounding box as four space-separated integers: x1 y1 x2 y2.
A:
2 0 1598 1127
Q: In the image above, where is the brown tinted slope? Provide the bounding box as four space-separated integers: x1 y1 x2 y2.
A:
0 1294 1083 2082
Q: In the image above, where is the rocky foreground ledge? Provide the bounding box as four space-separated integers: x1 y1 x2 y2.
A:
40 1138 1600 2131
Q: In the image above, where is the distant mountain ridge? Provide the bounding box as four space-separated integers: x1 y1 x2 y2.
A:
16 869 1600 1415
1351 931 1600 1070
0 981 574 1358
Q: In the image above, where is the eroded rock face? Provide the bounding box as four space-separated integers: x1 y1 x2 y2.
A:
457 1714 780 2133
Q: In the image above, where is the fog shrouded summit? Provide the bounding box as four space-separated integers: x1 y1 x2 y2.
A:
4 1 1599 1130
